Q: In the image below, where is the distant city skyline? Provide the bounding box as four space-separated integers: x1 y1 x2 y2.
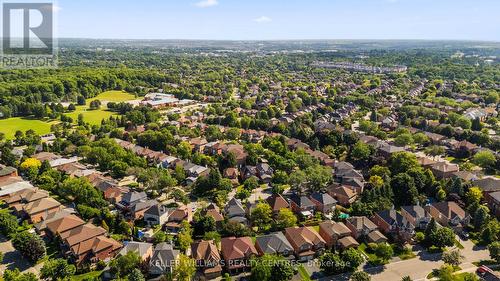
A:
53 0 499 41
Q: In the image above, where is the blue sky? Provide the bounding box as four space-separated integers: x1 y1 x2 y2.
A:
54 0 500 41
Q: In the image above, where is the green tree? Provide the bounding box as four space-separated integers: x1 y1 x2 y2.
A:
2 269 38 281
488 241 500 263
429 227 455 249
319 252 345 275
173 254 196 281
274 208 297 229
473 205 491 229
442 250 463 267
350 271 371 281
0 212 18 238
472 150 496 169
177 221 193 252
390 152 419 175
244 176 259 190
40 258 76 281
391 173 419 206
350 141 373 163
12 231 46 263
341 248 364 271
375 243 394 262
127 269 145 281
251 202 273 231
109 251 141 278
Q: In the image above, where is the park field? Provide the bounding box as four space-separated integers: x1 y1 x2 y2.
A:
65 90 140 125
0 117 58 139
0 91 139 139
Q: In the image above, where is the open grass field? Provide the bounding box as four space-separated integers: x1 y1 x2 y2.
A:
88 90 138 103
0 91 138 139
0 117 58 139
65 90 139 125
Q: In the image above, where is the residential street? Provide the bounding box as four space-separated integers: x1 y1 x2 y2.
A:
314 237 490 281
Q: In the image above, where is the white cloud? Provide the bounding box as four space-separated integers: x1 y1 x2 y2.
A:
194 0 218 8
254 16 272 23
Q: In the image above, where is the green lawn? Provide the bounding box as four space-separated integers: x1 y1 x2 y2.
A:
88 90 137 102
0 91 138 138
65 107 116 126
298 265 312 281
71 270 103 281
65 90 139 125
0 117 58 139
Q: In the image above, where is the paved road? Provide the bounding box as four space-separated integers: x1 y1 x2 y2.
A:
315 237 490 281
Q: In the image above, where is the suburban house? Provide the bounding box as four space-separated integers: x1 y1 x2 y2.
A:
44 214 86 239
143 204 172 227
118 241 153 262
202 203 224 225
220 237 258 274
400 205 432 229
346 216 378 239
224 198 247 225
165 205 192 233
337 236 360 250
425 201 470 232
429 162 459 179
284 226 326 261
327 184 358 206
310 192 337 214
0 165 18 180
255 232 294 259
149 243 180 276
256 162 273 183
266 194 290 216
318 220 352 248
21 197 63 223
289 194 316 218
485 191 500 218
372 210 415 242
116 191 148 210
367 230 388 244
191 240 222 279
130 200 158 220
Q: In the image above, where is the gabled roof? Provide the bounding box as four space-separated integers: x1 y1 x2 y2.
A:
145 204 172 217
61 223 107 247
319 220 351 237
255 232 293 255
46 214 85 236
473 177 500 192
225 198 246 216
337 236 359 248
23 197 61 215
151 243 179 266
347 216 377 231
34 209 75 231
220 237 257 260
266 194 290 212
121 191 147 205
329 185 357 198
284 226 325 248
191 240 221 263
119 241 153 258
376 209 413 228
401 205 428 219
289 194 315 208
430 201 466 220
310 192 337 206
